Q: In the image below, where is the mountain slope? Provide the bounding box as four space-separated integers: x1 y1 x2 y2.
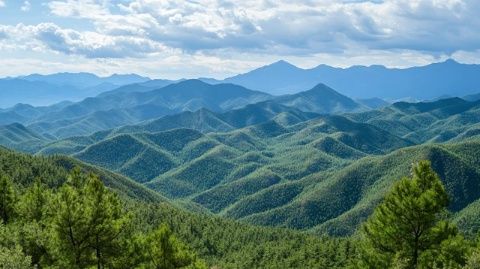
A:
0 146 165 202
0 123 50 153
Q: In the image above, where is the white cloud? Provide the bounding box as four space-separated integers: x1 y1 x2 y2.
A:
21 1 31 12
0 0 5 7
44 0 480 56
0 23 170 58
0 0 479 77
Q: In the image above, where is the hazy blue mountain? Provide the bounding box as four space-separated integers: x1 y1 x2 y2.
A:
0 73 150 108
21 72 149 88
356 98 390 109
9 80 271 138
98 78 181 97
223 59 480 99
111 101 319 135
273 83 364 113
225 60 308 94
464 93 480 102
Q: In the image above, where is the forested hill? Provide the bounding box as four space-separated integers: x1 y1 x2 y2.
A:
2 145 480 268
0 146 354 268
22 97 480 238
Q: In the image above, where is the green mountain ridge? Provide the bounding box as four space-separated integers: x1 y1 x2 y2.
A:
0 81 362 140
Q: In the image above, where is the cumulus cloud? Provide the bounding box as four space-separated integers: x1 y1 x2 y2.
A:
0 0 478 77
0 23 168 58
44 0 480 56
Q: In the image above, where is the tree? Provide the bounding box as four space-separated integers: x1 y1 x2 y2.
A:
465 249 480 269
141 224 208 269
53 173 92 268
83 173 129 269
358 160 467 269
53 169 130 269
18 178 52 222
0 221 32 269
0 174 17 224
17 178 54 268
0 245 32 269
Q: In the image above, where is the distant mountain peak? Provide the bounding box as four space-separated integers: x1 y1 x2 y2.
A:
267 60 300 70
172 79 211 87
304 83 340 95
443 58 459 64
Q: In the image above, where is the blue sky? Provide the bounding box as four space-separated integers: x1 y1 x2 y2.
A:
0 0 479 79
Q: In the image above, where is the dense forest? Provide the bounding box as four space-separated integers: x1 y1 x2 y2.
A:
1 146 480 268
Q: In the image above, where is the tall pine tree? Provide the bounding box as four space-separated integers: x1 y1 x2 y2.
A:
358 160 467 268
84 173 129 269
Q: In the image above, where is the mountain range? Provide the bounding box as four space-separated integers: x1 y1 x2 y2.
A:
1 65 480 239
0 73 150 107
1 59 480 109
219 59 480 99
0 80 363 141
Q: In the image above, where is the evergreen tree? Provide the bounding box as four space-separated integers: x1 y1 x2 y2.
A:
0 245 32 269
0 174 16 224
141 224 207 269
53 169 93 268
53 168 131 268
83 173 129 269
17 178 53 268
18 178 51 222
358 160 466 269
0 221 32 268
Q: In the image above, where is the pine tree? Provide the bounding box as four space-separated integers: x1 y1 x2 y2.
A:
0 174 17 224
53 169 93 268
18 178 51 222
359 160 466 269
142 224 207 269
83 173 129 269
53 168 131 268
17 178 53 267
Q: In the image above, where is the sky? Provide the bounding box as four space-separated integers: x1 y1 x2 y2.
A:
0 0 479 79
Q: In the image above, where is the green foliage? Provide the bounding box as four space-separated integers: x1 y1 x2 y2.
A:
0 174 17 223
0 167 206 269
465 249 480 269
0 245 32 269
132 203 355 269
137 224 207 269
53 170 129 268
358 161 468 268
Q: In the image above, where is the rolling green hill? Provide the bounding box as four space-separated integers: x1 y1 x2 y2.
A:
6 96 480 238
0 146 355 268
0 123 51 153
0 146 164 202
34 113 414 230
